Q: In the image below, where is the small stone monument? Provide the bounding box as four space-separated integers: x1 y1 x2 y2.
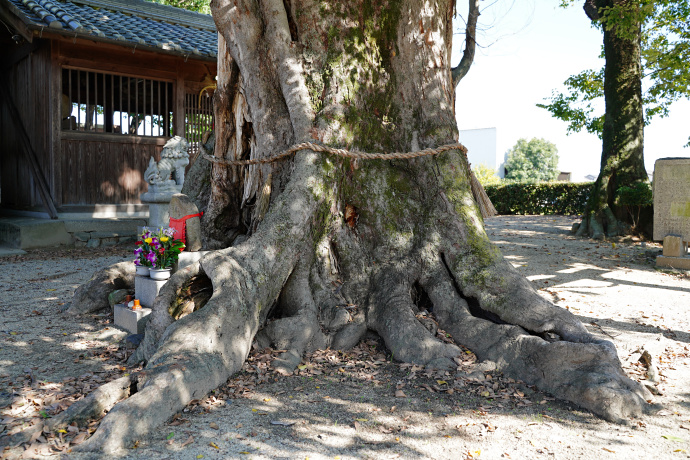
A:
140 136 190 229
653 158 690 269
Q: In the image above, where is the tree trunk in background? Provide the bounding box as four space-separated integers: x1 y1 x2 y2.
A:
578 0 649 239
62 1 651 454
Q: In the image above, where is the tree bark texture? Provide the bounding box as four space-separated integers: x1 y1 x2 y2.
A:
578 0 649 239
66 1 651 453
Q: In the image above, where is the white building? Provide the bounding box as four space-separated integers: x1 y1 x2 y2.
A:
458 128 505 178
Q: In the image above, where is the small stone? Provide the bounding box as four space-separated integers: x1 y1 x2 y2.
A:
73 232 91 242
125 334 144 347
101 237 118 247
169 193 202 251
86 238 100 248
108 289 130 308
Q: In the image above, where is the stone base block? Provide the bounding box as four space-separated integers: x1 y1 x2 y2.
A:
177 250 210 270
147 203 171 230
657 255 690 270
114 304 152 334
135 275 168 308
663 235 685 257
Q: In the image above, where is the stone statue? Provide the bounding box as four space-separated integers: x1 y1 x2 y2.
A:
140 136 190 229
144 136 190 192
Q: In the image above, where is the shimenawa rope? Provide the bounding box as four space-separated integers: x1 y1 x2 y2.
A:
200 141 496 218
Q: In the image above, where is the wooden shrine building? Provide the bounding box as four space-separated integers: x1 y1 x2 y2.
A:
0 0 217 218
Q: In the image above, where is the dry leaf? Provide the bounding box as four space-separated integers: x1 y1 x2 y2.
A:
209 422 219 430
181 435 194 447
395 390 406 398
602 448 615 453
354 421 361 431
71 432 87 445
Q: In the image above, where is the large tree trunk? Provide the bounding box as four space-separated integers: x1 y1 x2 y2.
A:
63 0 651 454
577 0 649 239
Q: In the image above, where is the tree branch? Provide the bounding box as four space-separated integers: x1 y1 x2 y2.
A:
452 0 480 89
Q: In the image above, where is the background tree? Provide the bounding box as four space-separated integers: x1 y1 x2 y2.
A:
504 137 560 182
151 0 210 13
59 1 650 453
540 0 690 238
473 164 502 186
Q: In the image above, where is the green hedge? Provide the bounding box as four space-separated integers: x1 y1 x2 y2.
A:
485 182 594 215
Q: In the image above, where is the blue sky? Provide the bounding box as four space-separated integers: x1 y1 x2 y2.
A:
452 0 690 181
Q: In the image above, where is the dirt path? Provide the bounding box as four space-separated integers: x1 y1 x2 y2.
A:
1 215 689 460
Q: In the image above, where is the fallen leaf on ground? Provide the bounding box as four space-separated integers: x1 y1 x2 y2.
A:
209 422 219 430
181 435 194 447
395 390 406 398
662 435 686 442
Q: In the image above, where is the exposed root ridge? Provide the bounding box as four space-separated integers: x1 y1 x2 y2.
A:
425 265 652 424
368 271 461 369
47 375 135 430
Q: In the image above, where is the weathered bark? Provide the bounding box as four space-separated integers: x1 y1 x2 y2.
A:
577 0 648 239
65 0 651 454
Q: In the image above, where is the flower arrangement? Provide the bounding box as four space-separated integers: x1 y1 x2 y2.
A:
134 227 185 270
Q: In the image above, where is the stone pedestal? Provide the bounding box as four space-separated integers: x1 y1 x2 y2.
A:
177 250 210 270
657 255 690 270
140 185 182 229
135 275 168 308
114 304 152 334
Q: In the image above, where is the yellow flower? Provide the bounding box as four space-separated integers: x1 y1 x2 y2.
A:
160 236 169 243
144 237 152 244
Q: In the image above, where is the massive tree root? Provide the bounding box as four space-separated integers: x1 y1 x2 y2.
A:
59 0 652 454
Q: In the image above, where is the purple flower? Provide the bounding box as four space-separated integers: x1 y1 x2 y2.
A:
145 251 157 265
134 247 143 256
162 227 176 237
134 259 141 266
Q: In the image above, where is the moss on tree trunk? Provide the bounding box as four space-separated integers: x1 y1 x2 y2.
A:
578 0 649 239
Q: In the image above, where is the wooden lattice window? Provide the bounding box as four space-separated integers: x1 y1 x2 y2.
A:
61 68 174 137
184 92 214 158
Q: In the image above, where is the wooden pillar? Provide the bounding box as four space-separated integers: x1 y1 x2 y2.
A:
174 62 185 138
50 40 62 206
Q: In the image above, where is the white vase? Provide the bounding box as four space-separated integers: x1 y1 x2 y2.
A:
149 268 171 280
135 266 150 276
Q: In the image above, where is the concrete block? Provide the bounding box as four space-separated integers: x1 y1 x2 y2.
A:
62 218 147 234
135 275 168 308
657 255 690 270
91 231 131 239
114 304 152 334
177 250 210 270
663 235 684 257
0 218 71 249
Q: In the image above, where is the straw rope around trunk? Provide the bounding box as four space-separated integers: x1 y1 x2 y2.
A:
200 142 497 218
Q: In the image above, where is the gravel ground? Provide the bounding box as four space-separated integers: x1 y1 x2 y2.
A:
1 215 689 460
